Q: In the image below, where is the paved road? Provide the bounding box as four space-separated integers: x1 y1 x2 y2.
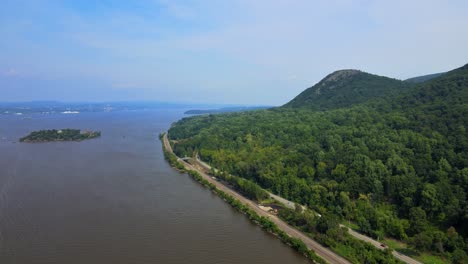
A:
342 226 422 264
163 134 350 264
162 133 174 152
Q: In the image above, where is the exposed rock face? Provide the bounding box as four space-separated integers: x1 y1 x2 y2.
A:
316 70 361 95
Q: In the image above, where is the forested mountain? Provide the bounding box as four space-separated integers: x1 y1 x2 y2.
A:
168 64 468 262
283 69 412 110
406 72 445 83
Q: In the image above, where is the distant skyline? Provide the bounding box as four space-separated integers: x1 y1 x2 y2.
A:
1 0 468 105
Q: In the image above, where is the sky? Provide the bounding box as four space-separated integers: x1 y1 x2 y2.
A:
1 0 468 105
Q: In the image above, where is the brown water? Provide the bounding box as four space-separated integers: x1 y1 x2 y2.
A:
0 110 309 264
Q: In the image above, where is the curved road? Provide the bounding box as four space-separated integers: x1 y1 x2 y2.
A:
163 134 349 264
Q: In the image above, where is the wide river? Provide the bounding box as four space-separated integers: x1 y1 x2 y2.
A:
0 110 309 264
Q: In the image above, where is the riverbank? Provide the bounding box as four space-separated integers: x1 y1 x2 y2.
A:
191 149 420 264
161 133 350 264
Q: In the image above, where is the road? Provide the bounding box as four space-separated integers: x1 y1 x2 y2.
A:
342 226 422 264
188 141 423 264
181 138 422 264
193 154 299 210
163 134 350 264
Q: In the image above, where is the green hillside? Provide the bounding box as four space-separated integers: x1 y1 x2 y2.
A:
168 64 468 263
405 72 445 83
283 69 412 110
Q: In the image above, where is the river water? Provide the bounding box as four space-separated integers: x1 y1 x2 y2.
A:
0 110 308 264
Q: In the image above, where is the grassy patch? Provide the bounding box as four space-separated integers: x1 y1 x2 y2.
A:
381 238 449 264
332 244 359 264
382 238 406 251
416 253 448 264
260 198 277 204
341 221 360 230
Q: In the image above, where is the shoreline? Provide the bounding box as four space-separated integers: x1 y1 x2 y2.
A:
19 129 101 143
161 132 350 264
191 149 421 264
20 138 99 143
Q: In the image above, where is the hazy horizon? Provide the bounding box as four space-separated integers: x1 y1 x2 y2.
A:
1 0 468 104
0 100 273 108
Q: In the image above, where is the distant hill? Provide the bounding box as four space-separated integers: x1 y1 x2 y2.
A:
405 72 445 83
184 106 270 115
399 64 467 108
283 70 412 110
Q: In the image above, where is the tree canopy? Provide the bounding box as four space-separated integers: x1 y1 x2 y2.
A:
169 63 468 261
20 129 101 142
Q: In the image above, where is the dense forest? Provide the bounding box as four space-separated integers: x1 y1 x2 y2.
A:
169 64 468 262
20 129 101 142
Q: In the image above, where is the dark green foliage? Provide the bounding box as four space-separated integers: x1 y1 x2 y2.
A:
20 129 101 142
283 69 412 110
216 172 269 201
168 63 468 258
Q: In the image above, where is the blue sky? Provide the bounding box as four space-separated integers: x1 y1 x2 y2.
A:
1 0 468 105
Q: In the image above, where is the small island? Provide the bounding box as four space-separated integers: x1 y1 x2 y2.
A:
20 129 101 142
